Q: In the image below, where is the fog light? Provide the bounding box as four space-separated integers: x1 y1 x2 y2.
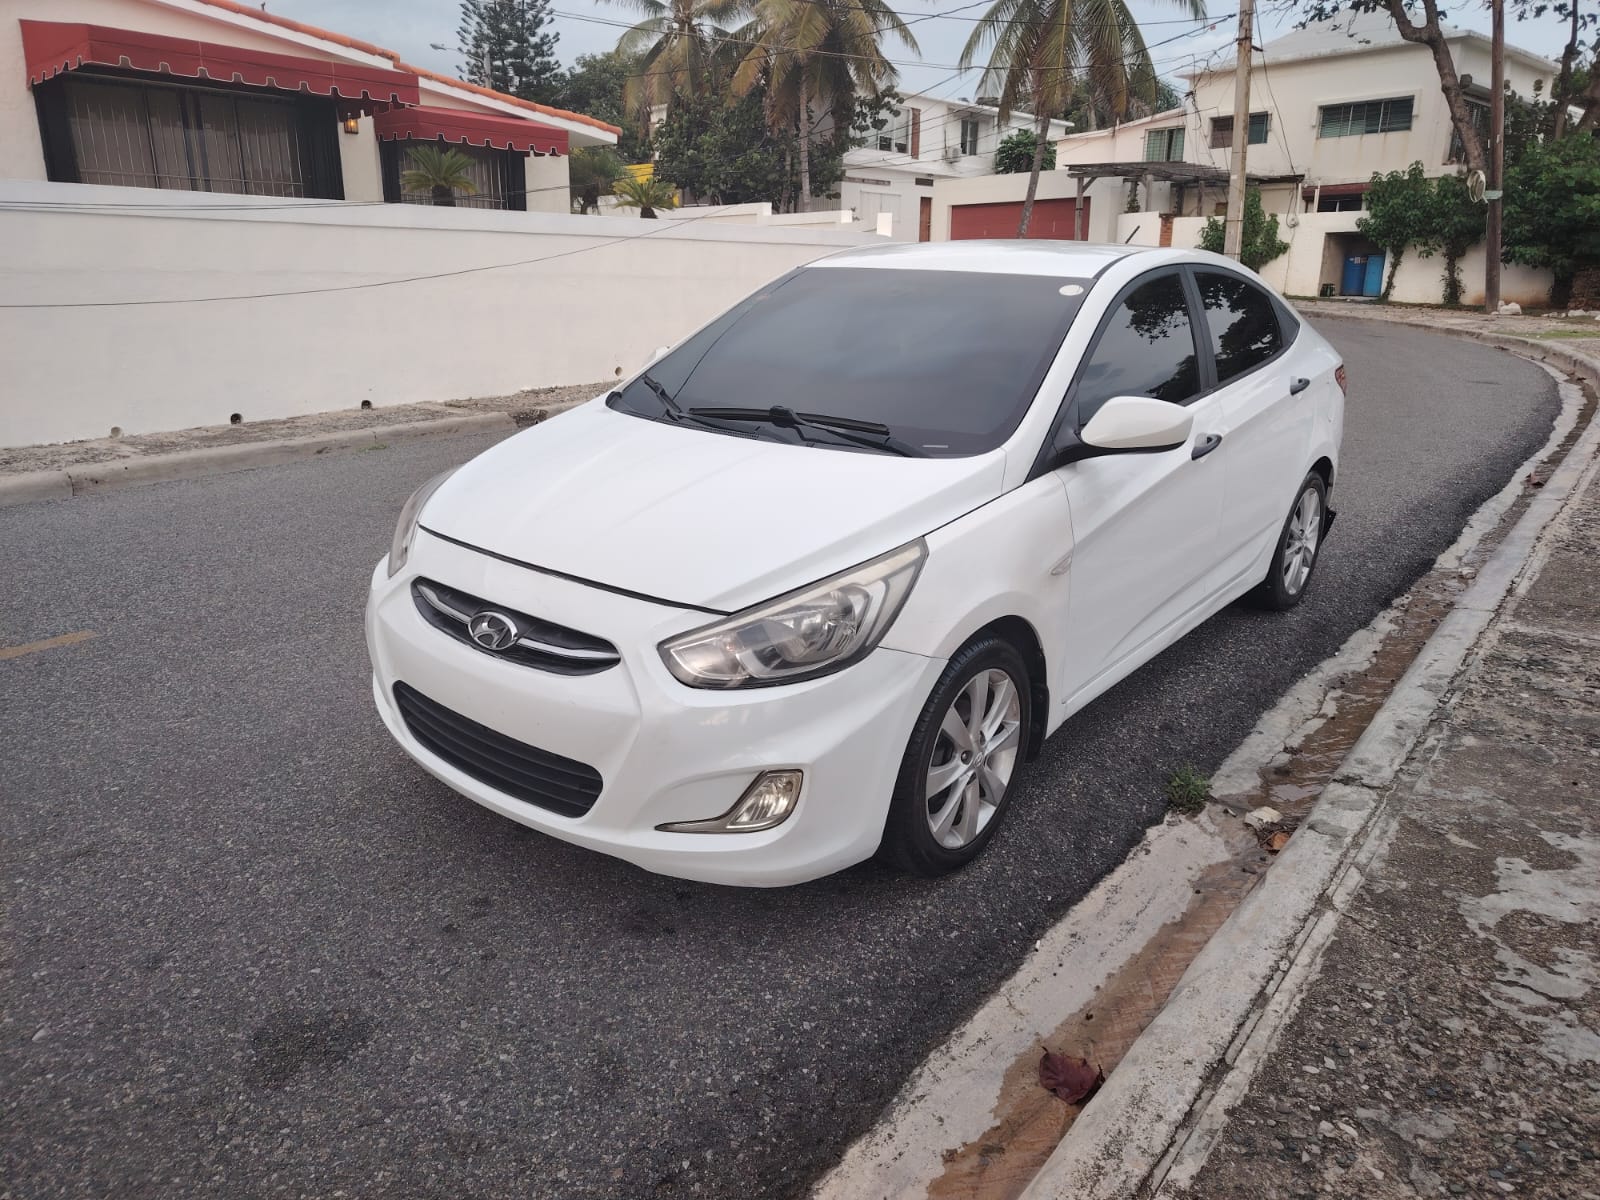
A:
657 770 803 834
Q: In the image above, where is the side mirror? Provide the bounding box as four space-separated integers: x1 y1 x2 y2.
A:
1079 396 1193 453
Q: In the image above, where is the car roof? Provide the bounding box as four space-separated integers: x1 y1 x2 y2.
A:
807 239 1155 278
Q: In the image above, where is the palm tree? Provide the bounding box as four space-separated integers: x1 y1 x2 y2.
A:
400 146 479 207
600 0 751 129
613 174 681 217
961 0 1203 236
734 0 917 210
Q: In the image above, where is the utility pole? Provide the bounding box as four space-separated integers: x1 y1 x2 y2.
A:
1484 0 1505 312
1223 0 1256 261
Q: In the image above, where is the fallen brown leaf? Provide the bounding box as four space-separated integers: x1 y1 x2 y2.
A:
1038 1050 1104 1105
1266 830 1292 853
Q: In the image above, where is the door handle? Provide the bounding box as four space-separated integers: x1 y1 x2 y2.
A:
1191 433 1224 460
1289 377 1311 395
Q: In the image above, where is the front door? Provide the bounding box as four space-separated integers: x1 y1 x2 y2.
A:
919 196 932 242
1052 270 1226 707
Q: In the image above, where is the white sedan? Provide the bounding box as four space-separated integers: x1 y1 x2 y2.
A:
366 242 1344 886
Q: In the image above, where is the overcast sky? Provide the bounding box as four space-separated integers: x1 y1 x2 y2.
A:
262 0 1569 104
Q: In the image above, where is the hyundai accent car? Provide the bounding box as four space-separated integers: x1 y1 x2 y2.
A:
366 242 1344 886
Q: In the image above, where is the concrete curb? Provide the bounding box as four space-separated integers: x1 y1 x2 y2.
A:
0 411 518 509
1020 358 1600 1199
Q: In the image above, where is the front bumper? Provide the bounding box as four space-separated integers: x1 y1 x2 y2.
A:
366 531 944 886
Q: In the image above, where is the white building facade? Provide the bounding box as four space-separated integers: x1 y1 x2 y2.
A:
931 13 1558 304
834 89 1069 240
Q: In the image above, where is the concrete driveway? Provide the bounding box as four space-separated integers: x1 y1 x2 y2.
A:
0 319 1559 1200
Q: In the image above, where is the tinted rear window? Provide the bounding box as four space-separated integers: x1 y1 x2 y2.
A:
609 267 1090 456
1195 270 1283 384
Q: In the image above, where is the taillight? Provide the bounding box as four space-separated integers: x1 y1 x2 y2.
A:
1335 365 1348 395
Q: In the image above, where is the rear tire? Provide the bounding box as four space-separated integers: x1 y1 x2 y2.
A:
879 636 1031 877
1250 472 1328 611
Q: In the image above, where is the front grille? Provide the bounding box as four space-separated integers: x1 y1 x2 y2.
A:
411 578 620 675
393 682 603 818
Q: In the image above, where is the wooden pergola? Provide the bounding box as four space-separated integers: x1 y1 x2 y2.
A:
1064 161 1306 239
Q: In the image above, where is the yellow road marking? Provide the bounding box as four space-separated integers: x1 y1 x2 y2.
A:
0 630 99 660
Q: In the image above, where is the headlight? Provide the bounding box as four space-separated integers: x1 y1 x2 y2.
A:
387 469 456 578
659 540 926 688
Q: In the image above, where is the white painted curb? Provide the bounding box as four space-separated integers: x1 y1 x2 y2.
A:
1020 371 1600 1199
0 412 518 508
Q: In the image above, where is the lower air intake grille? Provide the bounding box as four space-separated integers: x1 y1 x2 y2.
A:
393 682 603 818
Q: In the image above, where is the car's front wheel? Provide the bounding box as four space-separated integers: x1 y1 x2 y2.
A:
880 636 1031 876
1251 471 1328 611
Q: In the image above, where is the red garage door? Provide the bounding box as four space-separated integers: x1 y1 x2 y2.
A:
949 197 1090 240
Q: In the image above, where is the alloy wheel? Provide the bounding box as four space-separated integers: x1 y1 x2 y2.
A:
925 668 1023 849
1281 487 1323 596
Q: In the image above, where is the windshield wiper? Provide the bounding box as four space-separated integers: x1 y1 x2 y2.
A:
685 405 925 458
624 375 779 440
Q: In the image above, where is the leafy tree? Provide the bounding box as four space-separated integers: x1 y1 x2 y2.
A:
1503 133 1600 307
1356 163 1437 300
653 88 796 207
569 147 630 212
1430 172 1484 307
613 174 680 217
1198 188 1288 271
961 0 1204 237
400 146 479 207
652 83 884 208
456 0 562 104
733 0 916 211
554 52 652 162
996 128 1056 173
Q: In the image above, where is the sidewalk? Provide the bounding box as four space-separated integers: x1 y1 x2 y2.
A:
1162 452 1600 1197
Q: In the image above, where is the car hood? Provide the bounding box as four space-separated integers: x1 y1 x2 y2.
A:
419 400 1007 612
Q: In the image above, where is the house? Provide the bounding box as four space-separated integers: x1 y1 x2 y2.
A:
832 89 1071 240
929 12 1558 304
1 0 619 211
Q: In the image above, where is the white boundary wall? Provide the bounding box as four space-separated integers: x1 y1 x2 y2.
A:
0 182 878 447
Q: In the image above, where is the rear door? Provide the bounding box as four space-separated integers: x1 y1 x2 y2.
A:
1189 268 1307 589
1052 269 1228 705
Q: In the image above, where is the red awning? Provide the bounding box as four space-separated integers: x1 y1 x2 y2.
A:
20 20 420 116
373 105 569 156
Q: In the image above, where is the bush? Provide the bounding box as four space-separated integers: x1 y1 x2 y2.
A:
1197 189 1289 272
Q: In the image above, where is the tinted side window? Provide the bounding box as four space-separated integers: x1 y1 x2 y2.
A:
1197 272 1282 384
1076 273 1201 425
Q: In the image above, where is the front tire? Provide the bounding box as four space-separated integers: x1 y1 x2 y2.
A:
1251 472 1328 611
880 636 1031 877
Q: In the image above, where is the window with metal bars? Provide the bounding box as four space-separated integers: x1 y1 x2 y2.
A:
1210 112 1270 149
1143 126 1185 162
377 139 527 210
1317 97 1414 138
33 73 341 198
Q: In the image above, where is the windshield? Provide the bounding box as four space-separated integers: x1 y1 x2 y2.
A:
607 267 1092 457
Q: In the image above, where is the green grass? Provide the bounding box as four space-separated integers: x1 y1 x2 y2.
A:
1165 765 1211 816
1529 329 1600 339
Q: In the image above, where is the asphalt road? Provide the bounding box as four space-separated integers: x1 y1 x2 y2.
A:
0 320 1560 1200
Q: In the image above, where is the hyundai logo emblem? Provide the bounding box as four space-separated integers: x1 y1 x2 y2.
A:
468 610 520 652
